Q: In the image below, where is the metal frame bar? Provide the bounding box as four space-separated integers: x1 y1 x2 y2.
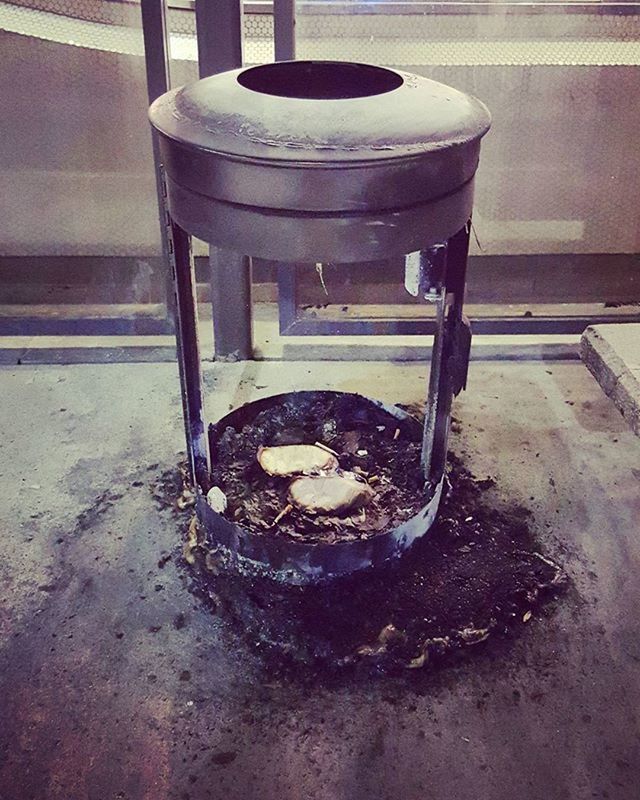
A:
141 0 176 327
0 316 172 336
294 0 640 16
422 284 447 480
277 262 640 336
166 210 211 490
274 0 296 60
420 224 471 485
208 249 253 360
195 0 244 77
194 0 254 360
161 0 640 16
278 312 640 336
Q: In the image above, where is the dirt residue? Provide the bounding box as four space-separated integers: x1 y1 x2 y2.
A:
187 454 566 677
209 393 427 543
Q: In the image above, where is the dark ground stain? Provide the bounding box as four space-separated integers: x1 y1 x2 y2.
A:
210 751 238 766
184 453 566 682
150 461 191 513
107 408 569 688
2 382 637 800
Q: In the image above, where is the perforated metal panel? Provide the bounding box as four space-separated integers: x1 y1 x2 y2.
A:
0 0 273 261
294 8 640 64
1 0 638 262
0 29 158 260
294 5 640 255
6 0 141 26
166 2 274 63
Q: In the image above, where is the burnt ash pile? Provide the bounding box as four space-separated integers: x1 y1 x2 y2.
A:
186 455 566 676
209 393 426 542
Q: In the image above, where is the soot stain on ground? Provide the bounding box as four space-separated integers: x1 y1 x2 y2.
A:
179 455 566 682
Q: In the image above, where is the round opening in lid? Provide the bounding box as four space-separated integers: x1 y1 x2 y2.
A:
237 61 404 100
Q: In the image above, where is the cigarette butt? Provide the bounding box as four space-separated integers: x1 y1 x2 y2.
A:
314 441 339 458
393 428 400 440
274 503 294 524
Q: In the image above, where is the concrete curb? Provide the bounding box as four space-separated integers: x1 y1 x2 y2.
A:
581 324 640 436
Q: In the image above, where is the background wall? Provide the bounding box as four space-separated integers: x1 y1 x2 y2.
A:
0 0 638 305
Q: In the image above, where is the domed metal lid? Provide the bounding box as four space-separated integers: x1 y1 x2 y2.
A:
149 60 491 164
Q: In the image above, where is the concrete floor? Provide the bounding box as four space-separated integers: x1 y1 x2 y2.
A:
0 359 639 800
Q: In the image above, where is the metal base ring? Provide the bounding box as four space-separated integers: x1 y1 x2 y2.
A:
196 390 445 585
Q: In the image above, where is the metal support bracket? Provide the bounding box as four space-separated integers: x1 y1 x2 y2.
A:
140 0 175 326
404 244 446 301
449 314 472 396
161 172 211 491
420 222 472 487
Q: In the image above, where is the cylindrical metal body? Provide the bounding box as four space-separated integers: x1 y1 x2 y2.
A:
149 61 490 262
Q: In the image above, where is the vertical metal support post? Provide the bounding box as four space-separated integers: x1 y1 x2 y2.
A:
209 249 253 360
194 0 243 78
421 222 472 486
166 212 211 491
276 262 298 333
274 0 296 61
272 0 296 332
422 285 447 482
194 0 252 359
140 0 175 322
447 222 472 319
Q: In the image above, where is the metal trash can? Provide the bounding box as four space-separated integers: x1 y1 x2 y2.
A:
149 60 491 583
